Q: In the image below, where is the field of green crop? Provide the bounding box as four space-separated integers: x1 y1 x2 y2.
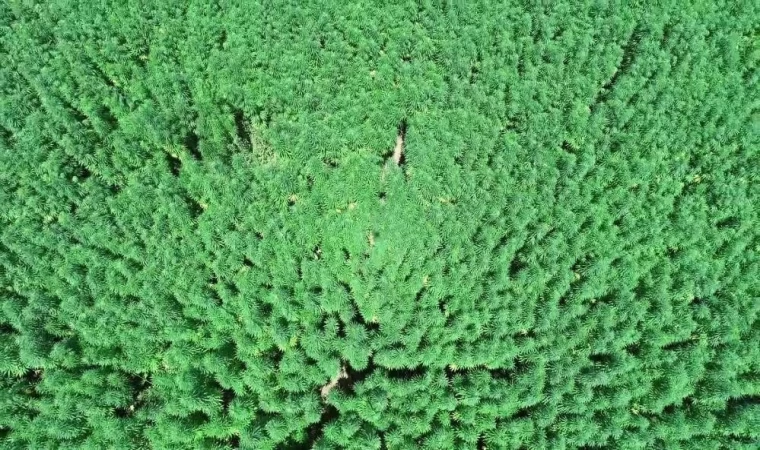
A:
1 1 759 448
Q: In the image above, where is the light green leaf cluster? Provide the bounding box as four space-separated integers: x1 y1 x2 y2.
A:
1 1 758 449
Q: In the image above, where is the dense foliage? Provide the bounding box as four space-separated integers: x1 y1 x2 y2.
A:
1 1 759 448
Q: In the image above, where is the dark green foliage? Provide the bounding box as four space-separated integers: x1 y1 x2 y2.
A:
1 1 759 448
